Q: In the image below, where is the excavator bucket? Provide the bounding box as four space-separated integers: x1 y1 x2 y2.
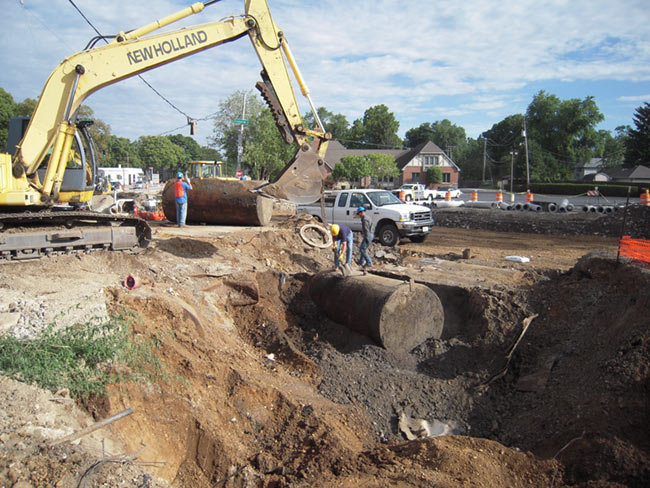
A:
255 144 332 204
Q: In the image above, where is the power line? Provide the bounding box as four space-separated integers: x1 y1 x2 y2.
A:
67 0 196 126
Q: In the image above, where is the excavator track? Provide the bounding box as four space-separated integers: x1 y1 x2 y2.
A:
0 210 151 261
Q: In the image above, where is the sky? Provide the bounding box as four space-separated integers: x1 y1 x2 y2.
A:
2 0 650 150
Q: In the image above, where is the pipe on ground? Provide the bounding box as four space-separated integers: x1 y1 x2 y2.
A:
467 201 496 209
528 203 542 212
309 272 444 354
162 178 273 226
547 202 558 213
514 202 524 211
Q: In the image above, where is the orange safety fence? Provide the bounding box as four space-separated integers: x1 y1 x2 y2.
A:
619 236 650 263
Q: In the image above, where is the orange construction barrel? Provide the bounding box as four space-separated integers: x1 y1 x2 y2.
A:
399 190 406 202
526 190 533 203
470 190 478 202
445 191 451 201
641 189 650 207
496 191 503 203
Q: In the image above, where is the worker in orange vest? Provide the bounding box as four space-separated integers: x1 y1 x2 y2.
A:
174 171 192 227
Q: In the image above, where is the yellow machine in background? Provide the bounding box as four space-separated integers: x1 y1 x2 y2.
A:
187 161 237 181
0 0 332 259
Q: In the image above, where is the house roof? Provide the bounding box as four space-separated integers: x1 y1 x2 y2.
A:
574 157 604 169
324 140 404 166
601 165 650 179
324 140 460 172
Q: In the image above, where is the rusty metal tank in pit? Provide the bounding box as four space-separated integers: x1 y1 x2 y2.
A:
162 178 274 226
309 271 444 354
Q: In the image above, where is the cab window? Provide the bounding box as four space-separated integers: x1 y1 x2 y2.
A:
350 192 371 208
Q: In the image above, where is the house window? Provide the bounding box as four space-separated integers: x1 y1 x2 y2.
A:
443 172 450 183
412 173 421 183
435 156 440 166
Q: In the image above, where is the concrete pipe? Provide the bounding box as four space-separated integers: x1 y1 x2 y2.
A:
495 202 512 210
466 201 496 209
514 202 524 211
522 203 531 211
162 178 273 226
589 206 598 213
528 203 542 212
597 205 606 213
604 206 615 214
566 203 575 212
309 272 444 354
548 203 558 213
582 205 590 212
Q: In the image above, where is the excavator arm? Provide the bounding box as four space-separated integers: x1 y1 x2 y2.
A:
12 0 331 205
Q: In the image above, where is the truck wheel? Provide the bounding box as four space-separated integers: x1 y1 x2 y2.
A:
378 223 399 247
427 195 433 202
409 235 426 243
405 195 412 202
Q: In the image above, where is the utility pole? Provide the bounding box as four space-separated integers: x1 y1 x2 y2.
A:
509 150 517 200
236 92 247 176
481 136 487 183
523 118 530 188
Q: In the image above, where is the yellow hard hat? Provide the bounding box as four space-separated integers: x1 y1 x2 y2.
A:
330 224 340 236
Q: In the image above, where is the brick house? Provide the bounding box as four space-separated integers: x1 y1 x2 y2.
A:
324 140 460 189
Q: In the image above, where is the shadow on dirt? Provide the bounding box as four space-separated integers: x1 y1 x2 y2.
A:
155 237 219 258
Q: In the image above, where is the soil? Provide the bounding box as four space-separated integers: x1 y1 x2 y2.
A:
0 203 648 487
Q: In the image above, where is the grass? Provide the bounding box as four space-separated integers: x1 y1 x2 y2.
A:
0 314 164 398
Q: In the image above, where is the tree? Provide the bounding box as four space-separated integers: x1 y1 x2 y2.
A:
242 108 295 180
136 135 187 172
426 166 443 185
345 105 401 149
14 98 37 117
599 127 626 168
77 105 112 161
302 107 349 140
0 88 16 150
367 153 399 180
625 102 650 167
526 90 604 178
337 155 373 183
404 123 435 149
167 134 202 161
209 90 266 174
108 135 140 167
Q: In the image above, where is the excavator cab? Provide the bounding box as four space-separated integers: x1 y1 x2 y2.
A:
7 117 96 206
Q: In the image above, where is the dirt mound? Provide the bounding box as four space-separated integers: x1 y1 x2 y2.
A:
433 205 650 238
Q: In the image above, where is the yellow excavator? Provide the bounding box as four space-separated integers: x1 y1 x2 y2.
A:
0 0 332 260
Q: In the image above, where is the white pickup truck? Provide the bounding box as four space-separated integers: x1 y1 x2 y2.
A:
393 183 437 202
296 189 434 246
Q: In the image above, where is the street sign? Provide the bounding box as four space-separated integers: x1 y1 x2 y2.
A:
234 119 249 125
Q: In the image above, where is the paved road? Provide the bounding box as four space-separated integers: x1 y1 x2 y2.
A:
457 188 641 207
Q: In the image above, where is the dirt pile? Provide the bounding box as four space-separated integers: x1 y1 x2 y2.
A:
1 211 649 487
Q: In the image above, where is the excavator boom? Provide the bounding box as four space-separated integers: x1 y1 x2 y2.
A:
10 0 331 206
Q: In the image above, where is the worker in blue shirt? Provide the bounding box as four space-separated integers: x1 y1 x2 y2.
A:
330 223 353 274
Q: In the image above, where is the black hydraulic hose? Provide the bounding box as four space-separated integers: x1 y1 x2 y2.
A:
203 0 223 7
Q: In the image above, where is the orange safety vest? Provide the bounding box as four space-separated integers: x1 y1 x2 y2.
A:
174 180 185 198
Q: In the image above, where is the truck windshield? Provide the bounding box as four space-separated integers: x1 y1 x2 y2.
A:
367 191 404 207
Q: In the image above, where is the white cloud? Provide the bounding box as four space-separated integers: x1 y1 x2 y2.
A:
2 0 650 145
617 94 650 102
